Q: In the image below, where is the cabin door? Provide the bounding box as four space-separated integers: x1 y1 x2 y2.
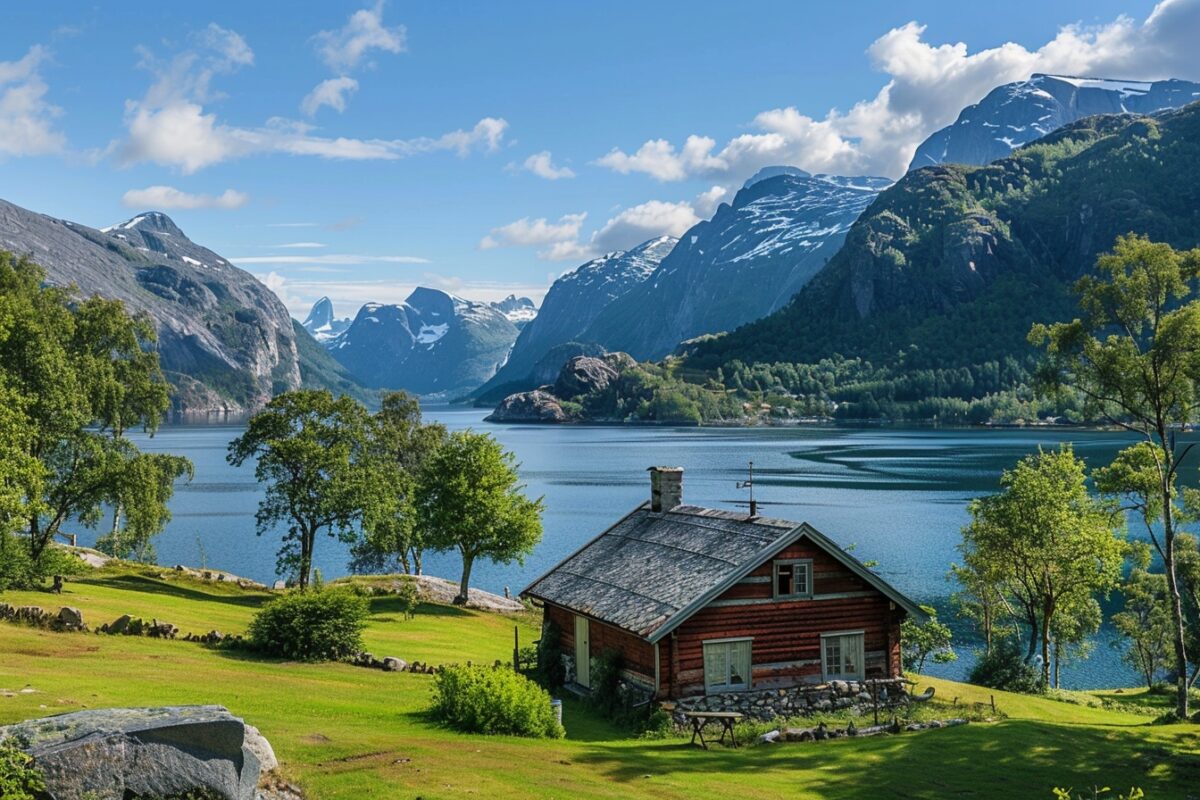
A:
574 614 590 688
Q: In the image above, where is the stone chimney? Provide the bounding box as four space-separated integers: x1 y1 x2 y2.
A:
648 467 683 512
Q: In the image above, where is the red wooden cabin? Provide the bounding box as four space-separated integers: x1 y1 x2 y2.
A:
522 467 923 699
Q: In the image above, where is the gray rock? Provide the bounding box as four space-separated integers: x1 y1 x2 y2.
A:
486 389 571 424
1 705 263 800
55 607 84 631
382 657 406 672
552 355 618 399
272 580 286 590
105 614 132 635
243 724 278 774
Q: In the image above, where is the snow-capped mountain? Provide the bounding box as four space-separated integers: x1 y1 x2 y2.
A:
489 294 538 329
909 73 1200 171
301 297 351 342
0 202 361 412
328 287 519 395
476 236 676 397
577 169 891 360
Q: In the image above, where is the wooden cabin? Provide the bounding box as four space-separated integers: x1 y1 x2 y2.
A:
522 466 923 699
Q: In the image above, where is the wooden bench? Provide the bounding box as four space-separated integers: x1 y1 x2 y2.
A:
682 711 743 749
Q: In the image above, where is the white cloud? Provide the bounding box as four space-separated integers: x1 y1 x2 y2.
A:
231 253 430 265
595 0 1200 180
521 150 575 180
314 1 406 74
694 185 728 217
0 45 66 158
121 185 249 210
590 200 699 253
267 221 319 228
301 76 359 116
118 27 507 173
271 242 325 249
479 213 588 256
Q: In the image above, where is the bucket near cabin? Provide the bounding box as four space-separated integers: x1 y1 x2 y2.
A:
551 698 563 727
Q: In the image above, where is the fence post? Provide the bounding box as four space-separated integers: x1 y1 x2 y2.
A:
513 625 520 673
990 694 996 714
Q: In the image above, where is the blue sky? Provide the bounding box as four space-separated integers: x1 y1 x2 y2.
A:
1 0 1195 319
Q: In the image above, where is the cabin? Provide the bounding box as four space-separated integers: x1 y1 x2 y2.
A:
522 467 923 701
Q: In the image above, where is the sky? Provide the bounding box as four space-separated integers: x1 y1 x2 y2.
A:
2 0 1198 320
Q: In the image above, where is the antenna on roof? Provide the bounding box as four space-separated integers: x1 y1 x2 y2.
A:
736 461 757 518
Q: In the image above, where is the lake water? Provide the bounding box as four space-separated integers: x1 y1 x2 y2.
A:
107 408 1174 689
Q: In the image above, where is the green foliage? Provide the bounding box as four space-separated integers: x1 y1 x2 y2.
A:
228 390 373 590
0 535 87 591
901 606 957 674
248 589 368 662
586 649 626 718
969 636 1045 694
1052 787 1144 800
95 452 194 563
957 445 1125 686
395 579 419 620
430 664 564 738
416 430 544 604
534 620 565 689
0 736 45 800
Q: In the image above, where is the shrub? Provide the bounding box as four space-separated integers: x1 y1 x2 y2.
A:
0 535 87 592
248 589 368 661
396 580 419 619
534 621 565 689
969 636 1044 694
0 737 45 800
430 664 564 738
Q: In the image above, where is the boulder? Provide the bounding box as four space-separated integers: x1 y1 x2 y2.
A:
243 724 278 773
55 607 84 631
382 657 406 672
0 705 266 800
105 614 132 635
552 355 618 398
485 390 571 423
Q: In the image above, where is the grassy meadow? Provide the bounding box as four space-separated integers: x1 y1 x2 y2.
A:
1 566 1198 799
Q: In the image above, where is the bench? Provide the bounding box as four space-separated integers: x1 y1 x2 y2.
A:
682 710 743 749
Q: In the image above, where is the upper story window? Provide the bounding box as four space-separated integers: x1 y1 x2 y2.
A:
773 559 813 599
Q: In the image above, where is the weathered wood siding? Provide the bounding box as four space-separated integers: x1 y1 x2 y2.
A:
545 602 657 688
669 541 905 697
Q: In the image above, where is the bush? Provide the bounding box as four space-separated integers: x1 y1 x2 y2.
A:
430 664 564 738
969 636 1045 694
396 580 419 619
0 535 88 592
248 589 368 661
0 737 45 800
534 621 565 689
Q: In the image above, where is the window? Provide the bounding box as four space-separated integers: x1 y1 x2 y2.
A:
821 631 865 681
773 559 813 599
703 638 752 692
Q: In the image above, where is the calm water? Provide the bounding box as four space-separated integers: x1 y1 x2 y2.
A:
106 409 1175 689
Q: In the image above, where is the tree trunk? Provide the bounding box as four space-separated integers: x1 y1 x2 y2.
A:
455 552 474 605
1025 611 1039 664
1161 474 1191 719
1053 639 1061 689
1040 601 1053 687
298 526 315 592
412 547 423 576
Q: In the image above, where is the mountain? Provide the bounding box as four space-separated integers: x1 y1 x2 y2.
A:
688 104 1200 413
577 170 891 360
475 236 676 397
909 73 1200 171
489 294 538 329
328 287 519 395
0 203 362 412
302 296 351 342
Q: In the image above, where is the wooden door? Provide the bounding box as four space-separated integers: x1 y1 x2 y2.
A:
574 615 590 688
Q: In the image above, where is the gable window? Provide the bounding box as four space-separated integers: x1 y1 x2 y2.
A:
821 631 865 681
773 559 813 599
703 638 752 692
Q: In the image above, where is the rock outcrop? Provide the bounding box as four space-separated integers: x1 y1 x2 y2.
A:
486 389 571 423
553 355 618 398
1 705 269 800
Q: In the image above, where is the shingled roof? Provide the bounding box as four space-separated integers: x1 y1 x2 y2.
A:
523 500 925 641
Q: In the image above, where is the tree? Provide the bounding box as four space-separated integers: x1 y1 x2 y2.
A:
95 451 194 562
416 431 543 604
353 392 446 576
1112 543 1174 688
228 390 372 590
949 560 1011 656
1031 235 1200 718
0 253 180 572
900 605 957 674
959 446 1125 686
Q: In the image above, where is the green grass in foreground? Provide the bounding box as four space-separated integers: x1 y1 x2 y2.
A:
2 568 1199 799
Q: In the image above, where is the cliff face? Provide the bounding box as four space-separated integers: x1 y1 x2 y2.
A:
0 201 351 412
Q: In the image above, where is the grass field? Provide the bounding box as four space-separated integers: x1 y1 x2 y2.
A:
2 567 1198 799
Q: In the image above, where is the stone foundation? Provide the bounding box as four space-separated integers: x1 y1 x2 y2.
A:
672 679 908 721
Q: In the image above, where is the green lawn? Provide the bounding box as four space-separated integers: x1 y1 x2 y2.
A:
2 569 1198 799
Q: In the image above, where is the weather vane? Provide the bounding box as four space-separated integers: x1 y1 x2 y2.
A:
737 461 757 516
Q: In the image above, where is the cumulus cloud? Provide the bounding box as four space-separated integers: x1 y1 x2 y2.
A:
121 185 249 210
521 150 575 180
313 2 406 74
479 213 588 256
0 45 66 158
118 25 507 173
301 76 359 116
595 0 1200 180
590 200 700 253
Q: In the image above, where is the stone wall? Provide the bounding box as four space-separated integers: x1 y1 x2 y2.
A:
672 679 908 721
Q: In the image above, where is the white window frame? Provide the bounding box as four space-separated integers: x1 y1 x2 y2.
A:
773 558 813 600
702 636 753 693
820 630 865 682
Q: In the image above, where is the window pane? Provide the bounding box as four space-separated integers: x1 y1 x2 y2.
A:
704 643 727 688
776 563 793 596
796 564 809 595
730 640 751 686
